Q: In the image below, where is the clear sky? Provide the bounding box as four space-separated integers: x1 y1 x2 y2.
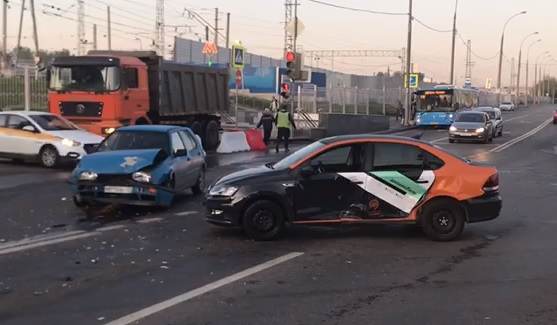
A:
7 0 557 86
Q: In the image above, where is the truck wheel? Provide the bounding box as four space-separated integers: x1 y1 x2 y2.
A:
242 200 285 241
205 120 220 150
420 199 465 241
190 121 202 136
39 145 59 168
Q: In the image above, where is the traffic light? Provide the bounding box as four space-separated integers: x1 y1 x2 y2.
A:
280 82 290 99
285 51 301 80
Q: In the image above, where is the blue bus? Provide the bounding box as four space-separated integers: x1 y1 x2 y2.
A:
414 86 479 127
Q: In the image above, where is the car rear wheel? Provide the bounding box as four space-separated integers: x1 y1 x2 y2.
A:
191 169 206 195
242 200 285 241
39 145 59 168
420 199 465 241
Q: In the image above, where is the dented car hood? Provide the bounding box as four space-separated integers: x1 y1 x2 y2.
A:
77 149 164 174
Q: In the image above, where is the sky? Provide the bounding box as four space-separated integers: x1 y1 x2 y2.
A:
7 0 557 87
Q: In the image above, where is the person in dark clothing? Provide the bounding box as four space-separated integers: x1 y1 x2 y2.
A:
275 104 296 152
257 108 274 146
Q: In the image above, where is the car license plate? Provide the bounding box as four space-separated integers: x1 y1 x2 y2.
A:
104 186 133 194
457 132 473 136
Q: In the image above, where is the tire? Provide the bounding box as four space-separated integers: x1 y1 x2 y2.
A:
420 199 465 241
483 133 490 144
498 127 503 137
190 121 202 137
191 169 206 195
242 200 285 241
204 120 220 150
39 145 59 168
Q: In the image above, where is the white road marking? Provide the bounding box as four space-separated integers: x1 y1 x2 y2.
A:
174 211 198 216
136 217 164 224
103 252 304 325
430 137 448 144
504 115 528 123
0 224 126 256
490 118 552 153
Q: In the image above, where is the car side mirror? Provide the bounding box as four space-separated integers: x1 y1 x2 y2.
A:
299 165 314 178
175 149 187 157
22 125 37 133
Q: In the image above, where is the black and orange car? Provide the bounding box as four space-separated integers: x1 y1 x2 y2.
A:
206 135 502 241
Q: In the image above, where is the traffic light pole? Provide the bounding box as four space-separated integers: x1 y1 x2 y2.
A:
405 0 413 126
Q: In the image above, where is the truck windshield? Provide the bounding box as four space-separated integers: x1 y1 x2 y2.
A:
49 65 120 91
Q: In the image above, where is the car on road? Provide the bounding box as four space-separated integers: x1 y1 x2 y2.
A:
0 111 103 167
475 106 503 137
70 125 206 214
499 101 515 111
206 135 502 241
449 111 494 143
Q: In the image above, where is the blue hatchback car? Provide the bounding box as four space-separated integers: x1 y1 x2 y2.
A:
70 125 206 214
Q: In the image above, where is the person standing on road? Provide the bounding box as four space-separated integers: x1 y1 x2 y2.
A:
275 104 296 152
257 108 274 146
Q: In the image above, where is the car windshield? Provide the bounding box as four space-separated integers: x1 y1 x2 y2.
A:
97 131 169 152
49 65 120 91
272 141 325 169
455 113 484 123
29 114 77 131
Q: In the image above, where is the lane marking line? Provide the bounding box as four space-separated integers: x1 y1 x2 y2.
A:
0 232 97 256
136 217 164 224
103 252 304 325
504 114 529 123
489 118 552 153
0 230 86 251
430 137 448 144
174 211 198 216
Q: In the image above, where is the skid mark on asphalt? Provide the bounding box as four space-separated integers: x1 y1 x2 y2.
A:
103 252 304 325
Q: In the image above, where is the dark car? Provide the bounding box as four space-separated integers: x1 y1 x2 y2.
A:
475 107 503 137
449 111 493 143
206 135 501 242
70 125 206 214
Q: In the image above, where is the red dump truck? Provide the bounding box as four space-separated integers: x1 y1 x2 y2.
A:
48 51 229 149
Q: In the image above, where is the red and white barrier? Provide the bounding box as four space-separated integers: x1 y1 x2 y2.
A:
217 129 267 153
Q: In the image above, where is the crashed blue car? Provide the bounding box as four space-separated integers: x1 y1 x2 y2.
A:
70 125 206 214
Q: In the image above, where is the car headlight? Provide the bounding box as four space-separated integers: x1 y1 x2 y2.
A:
132 171 151 183
449 126 457 132
209 185 238 197
79 171 98 181
62 138 81 147
448 113 454 119
476 127 485 133
102 127 116 135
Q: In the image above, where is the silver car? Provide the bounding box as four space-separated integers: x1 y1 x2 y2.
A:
475 107 503 137
449 111 494 144
499 101 515 111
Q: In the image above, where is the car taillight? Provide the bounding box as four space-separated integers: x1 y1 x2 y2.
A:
483 173 499 193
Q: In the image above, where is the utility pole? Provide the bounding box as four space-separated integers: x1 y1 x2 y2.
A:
510 57 515 95
449 0 458 85
225 12 230 48
15 0 26 66
465 40 472 84
214 8 218 46
2 0 6 70
93 24 98 50
405 0 413 126
155 0 165 57
205 26 209 41
29 0 39 63
107 6 112 50
77 0 85 55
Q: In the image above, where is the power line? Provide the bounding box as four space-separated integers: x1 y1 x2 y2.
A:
413 17 451 33
457 32 498 60
307 0 406 16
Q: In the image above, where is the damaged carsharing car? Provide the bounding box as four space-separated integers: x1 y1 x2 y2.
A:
69 125 206 215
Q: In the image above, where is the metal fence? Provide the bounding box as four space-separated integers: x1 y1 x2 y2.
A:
0 67 48 111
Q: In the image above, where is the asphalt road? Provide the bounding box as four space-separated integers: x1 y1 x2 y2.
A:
0 105 556 325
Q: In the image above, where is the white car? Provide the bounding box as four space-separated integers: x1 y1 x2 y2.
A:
0 111 104 167
499 102 515 111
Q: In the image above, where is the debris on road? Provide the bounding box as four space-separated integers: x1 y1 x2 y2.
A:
97 316 105 321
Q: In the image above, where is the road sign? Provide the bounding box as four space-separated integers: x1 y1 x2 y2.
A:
235 69 242 88
202 41 218 55
232 44 245 69
405 73 419 89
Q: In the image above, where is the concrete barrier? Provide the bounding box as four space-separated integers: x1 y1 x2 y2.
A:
217 131 251 153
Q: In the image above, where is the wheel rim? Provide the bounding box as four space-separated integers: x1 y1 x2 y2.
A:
431 210 456 234
252 209 275 232
42 149 56 166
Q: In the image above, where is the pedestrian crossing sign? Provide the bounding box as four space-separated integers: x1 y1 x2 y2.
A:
232 44 245 69
404 73 419 89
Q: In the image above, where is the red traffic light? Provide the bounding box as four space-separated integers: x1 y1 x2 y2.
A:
281 82 290 92
285 51 296 62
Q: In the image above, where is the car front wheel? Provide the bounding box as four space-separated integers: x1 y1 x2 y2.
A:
39 145 59 168
420 199 465 241
242 200 285 241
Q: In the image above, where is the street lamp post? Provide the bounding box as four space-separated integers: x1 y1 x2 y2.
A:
541 56 553 102
525 39 541 105
516 32 538 107
534 52 550 104
496 11 527 102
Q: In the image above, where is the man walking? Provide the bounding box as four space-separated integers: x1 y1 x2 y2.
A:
275 104 296 152
256 108 274 146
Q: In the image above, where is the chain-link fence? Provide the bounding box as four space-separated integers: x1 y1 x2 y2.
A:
0 67 48 111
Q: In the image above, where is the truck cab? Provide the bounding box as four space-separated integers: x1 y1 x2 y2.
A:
48 55 150 136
